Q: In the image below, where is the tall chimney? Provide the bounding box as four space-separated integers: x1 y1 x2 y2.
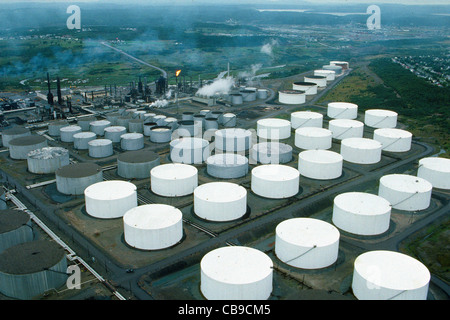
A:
57 76 62 105
47 73 54 106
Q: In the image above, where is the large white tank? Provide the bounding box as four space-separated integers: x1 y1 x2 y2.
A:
304 75 327 88
104 126 127 143
48 121 69 137
251 164 299 199
150 163 198 197
84 180 137 219
352 250 430 300
200 246 273 300
378 174 432 211
332 192 392 235
73 132 96 150
170 137 210 164
328 119 364 140
27 147 70 174
364 109 398 128
330 61 348 70
323 64 343 75
88 139 113 158
314 69 335 81
77 116 97 131
257 118 291 140
215 128 252 152
120 133 144 151
230 94 243 105
55 163 103 195
89 120 111 136
257 89 269 100
222 113 237 128
340 138 382 164
194 182 247 222
143 122 158 137
149 126 172 143
291 111 323 129
295 127 333 150
417 157 450 190
373 128 412 152
154 115 167 126
275 218 340 269
327 102 358 120
298 150 343 180
1 127 30 147
123 204 183 250
206 154 248 179
9 136 47 160
292 82 318 95
278 90 306 105
60 125 82 143
117 150 160 179
251 142 292 164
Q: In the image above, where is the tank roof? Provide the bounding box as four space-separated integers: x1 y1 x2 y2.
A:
118 150 159 164
56 162 102 178
0 209 30 234
9 135 46 146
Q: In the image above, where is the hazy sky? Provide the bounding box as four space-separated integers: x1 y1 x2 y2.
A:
0 0 449 4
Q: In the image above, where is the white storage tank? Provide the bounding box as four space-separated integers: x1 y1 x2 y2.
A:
251 142 292 164
128 119 144 133
378 174 432 211
327 102 358 119
104 126 127 143
77 116 97 131
417 157 450 190
292 82 318 95
275 218 340 269
48 121 68 137
84 180 137 219
149 126 172 143
314 69 335 81
89 120 111 136
182 112 194 121
328 119 364 140
230 94 243 105
352 250 430 300
123 204 183 250
9 136 47 160
204 117 218 131
153 115 167 126
143 122 158 137
340 138 382 164
60 125 82 143
278 90 306 105
164 117 178 131
257 118 291 140
55 163 103 195
117 150 160 179
73 132 96 150
170 137 210 164
200 246 273 300
222 113 237 128
373 128 412 152
251 164 299 199
330 61 349 70
120 133 144 151
240 89 257 102
304 75 327 88
88 139 113 158
364 109 398 128
295 127 333 150
323 64 343 75
150 163 198 197
27 147 70 174
1 127 31 148
257 89 269 100
194 182 247 222
291 111 323 129
215 128 252 152
332 192 392 235
298 150 343 180
206 154 248 179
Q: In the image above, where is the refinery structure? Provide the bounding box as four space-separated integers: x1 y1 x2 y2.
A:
0 56 449 302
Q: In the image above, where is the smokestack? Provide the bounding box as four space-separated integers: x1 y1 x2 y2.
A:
47 73 54 106
138 76 143 94
57 76 62 105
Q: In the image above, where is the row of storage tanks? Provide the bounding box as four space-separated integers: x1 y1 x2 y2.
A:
278 61 347 105
227 87 270 105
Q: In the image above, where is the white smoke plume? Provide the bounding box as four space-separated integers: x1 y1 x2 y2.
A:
260 39 278 57
196 77 235 98
238 63 263 80
165 89 173 99
150 99 169 108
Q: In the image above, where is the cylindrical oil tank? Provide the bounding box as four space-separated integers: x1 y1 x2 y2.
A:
257 89 269 100
204 117 218 131
200 110 211 117
292 82 318 95
279 90 306 105
128 119 144 133
143 122 158 137
332 192 392 235
170 137 210 164
314 69 336 81
123 204 183 250
373 128 412 152
251 142 292 164
193 114 206 129
176 120 197 138
291 111 323 129
77 116 97 131
352 251 430 300
240 90 257 102
120 133 144 151
150 163 198 197
328 119 364 140
257 118 291 140
48 121 68 137
340 138 382 164
323 64 343 75
378 174 432 211
230 94 243 105
133 110 147 119
0 209 34 253
0 240 67 300
182 112 194 121
200 246 273 300
116 116 131 128
0 190 7 210
60 125 82 143
206 154 248 179
55 163 103 195
251 164 299 199
123 108 137 117
364 109 398 128
304 75 327 88
417 157 450 190
88 139 113 158
298 150 343 180
330 61 349 70
104 126 127 143
73 132 96 150
27 147 69 174
1 127 31 148
164 117 178 131
194 182 247 222
153 115 167 126
327 102 358 119
89 120 111 136
275 218 340 269
9 136 47 160
84 180 137 219
295 127 333 150
222 113 237 128
117 150 160 179
149 126 172 143
105 112 121 125
143 113 156 123
215 128 252 152
210 111 224 124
